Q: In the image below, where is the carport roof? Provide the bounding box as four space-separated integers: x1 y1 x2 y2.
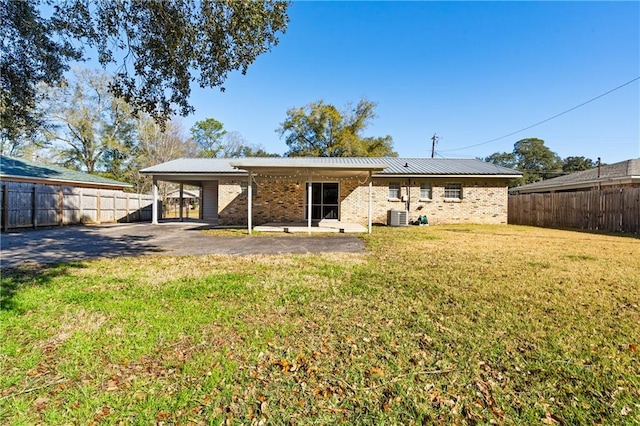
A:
141 157 521 178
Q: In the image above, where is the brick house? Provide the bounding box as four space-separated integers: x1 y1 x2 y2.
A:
140 157 521 233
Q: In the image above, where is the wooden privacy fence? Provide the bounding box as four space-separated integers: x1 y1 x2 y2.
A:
1 181 156 231
508 187 640 234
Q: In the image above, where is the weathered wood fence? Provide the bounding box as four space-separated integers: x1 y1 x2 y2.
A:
1 181 156 231
508 187 640 234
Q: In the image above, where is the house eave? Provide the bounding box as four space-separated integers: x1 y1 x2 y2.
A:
230 162 388 178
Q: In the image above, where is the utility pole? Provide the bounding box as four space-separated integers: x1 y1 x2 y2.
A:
431 133 438 158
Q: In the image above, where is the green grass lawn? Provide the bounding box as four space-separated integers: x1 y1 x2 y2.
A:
1 225 638 424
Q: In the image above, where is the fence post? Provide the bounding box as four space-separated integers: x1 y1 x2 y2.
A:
2 184 8 232
32 185 38 229
97 191 101 224
79 188 84 224
58 188 63 226
125 193 130 223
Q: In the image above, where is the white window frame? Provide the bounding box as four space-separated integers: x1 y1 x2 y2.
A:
420 182 432 200
444 183 462 200
388 182 401 199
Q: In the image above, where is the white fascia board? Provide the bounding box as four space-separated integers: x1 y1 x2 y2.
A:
139 171 247 177
374 174 522 179
230 162 388 171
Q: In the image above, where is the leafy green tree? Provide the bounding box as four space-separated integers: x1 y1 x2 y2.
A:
0 0 82 145
41 69 137 174
2 0 290 142
483 152 516 169
562 156 595 173
485 138 562 186
190 118 227 158
278 99 396 157
133 115 197 194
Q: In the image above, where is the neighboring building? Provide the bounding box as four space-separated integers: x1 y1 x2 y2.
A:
510 158 640 194
0 156 151 230
141 157 521 231
0 155 131 190
165 188 200 206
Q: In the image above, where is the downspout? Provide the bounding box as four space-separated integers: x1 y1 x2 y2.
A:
406 179 411 212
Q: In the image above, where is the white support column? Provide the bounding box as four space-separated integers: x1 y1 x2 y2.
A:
368 171 373 234
307 177 312 235
179 183 184 222
247 172 253 235
152 178 158 224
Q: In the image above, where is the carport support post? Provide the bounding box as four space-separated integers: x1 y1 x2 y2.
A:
247 171 253 235
152 178 158 224
307 177 312 235
179 183 184 222
368 171 373 234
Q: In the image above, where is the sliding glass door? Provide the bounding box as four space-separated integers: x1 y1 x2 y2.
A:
306 182 339 220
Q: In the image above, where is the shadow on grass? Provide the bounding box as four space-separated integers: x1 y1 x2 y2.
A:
0 225 172 312
0 262 85 312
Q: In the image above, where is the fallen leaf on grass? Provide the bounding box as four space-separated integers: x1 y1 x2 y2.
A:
106 379 119 392
476 380 505 419
156 410 171 421
34 397 50 410
542 412 566 425
367 367 384 378
92 406 111 423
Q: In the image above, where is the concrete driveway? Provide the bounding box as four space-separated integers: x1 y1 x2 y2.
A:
0 222 366 269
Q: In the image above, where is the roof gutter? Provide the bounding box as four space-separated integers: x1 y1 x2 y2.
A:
376 174 522 179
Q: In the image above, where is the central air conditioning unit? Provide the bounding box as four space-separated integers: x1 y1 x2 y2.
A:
387 210 409 227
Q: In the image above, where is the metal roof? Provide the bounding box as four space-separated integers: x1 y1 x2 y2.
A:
0 155 132 188
140 158 240 174
230 157 387 168
510 159 640 193
374 158 521 176
141 157 521 177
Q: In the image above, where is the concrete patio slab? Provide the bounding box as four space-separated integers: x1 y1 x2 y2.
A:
254 221 367 233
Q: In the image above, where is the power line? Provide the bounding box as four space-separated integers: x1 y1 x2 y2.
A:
439 76 640 153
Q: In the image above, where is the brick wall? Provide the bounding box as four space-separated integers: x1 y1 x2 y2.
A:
218 178 305 225
216 176 511 226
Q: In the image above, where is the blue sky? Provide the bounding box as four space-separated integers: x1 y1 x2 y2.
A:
182 1 639 163
78 1 630 163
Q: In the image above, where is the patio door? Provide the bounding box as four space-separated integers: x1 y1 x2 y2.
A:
306 182 339 220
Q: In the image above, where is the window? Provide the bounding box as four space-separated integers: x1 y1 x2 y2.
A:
240 181 258 198
420 182 432 199
388 182 400 199
444 183 462 199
